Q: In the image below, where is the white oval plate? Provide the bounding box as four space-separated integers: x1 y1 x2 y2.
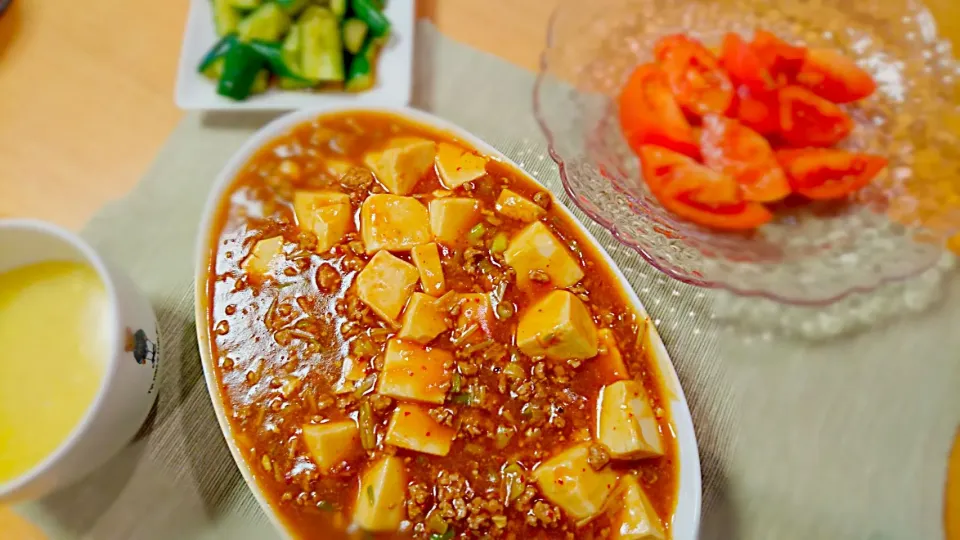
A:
175 1 414 110
194 105 702 539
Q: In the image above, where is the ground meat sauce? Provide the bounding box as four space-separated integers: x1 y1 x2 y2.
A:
204 112 678 539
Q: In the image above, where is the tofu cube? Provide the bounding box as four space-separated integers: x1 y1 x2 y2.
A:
596 329 630 384
293 189 351 211
355 251 420 322
435 142 488 189
397 293 449 344
364 137 437 195
532 443 619 522
596 380 664 459
611 475 666 540
293 191 354 252
242 235 284 275
428 198 481 246
456 293 494 337
378 339 453 404
384 402 457 456
504 221 584 289
516 290 598 360
495 189 546 223
352 456 407 532
301 420 361 472
360 194 431 253
325 159 354 178
411 242 446 296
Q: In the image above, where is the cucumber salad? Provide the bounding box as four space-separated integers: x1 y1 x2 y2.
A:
201 0 390 100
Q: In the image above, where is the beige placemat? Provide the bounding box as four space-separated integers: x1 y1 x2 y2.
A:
18 22 959 540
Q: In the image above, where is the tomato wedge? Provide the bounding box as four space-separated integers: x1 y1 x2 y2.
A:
638 145 772 230
778 85 853 146
618 63 700 158
795 48 877 103
638 145 738 203
654 34 734 117
700 115 790 203
734 84 780 135
750 30 806 83
775 148 887 200
721 32 774 91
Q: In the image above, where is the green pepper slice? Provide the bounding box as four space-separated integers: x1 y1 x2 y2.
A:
350 0 390 37
198 34 240 74
217 41 266 100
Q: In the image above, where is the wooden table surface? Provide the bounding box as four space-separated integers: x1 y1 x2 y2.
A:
0 0 956 537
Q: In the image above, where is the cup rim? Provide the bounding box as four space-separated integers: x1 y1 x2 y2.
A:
0 218 122 498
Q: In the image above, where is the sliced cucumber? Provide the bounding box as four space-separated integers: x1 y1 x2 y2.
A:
276 0 310 16
342 18 368 55
212 0 242 36
345 37 378 92
237 3 291 42
251 70 270 94
278 25 314 89
201 57 225 80
329 0 347 19
227 0 262 10
299 7 344 82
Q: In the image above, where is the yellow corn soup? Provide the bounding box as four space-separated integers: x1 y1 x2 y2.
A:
0 261 109 483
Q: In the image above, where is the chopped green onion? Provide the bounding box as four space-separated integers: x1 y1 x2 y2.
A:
520 402 546 423
503 462 525 504
451 373 462 393
490 232 509 253
358 401 376 450
366 485 375 505
316 500 334 511
430 529 455 540
464 442 485 455
494 425 515 449
425 508 448 534
503 362 525 380
450 392 472 405
495 302 515 320
474 385 487 405
467 223 487 244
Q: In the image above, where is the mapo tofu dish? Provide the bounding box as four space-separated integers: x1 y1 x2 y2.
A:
204 112 679 539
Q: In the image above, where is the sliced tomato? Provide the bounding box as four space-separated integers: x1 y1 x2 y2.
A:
775 148 888 200
638 145 738 204
734 84 780 135
721 32 774 91
700 115 790 203
778 85 853 146
795 48 877 103
654 34 734 117
618 63 700 158
750 30 806 83
661 193 774 230
638 145 772 230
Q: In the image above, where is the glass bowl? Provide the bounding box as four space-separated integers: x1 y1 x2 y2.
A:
533 0 960 304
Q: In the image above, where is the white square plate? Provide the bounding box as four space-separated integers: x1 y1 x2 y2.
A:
175 0 414 110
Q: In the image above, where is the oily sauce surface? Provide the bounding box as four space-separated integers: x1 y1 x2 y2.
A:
205 112 678 539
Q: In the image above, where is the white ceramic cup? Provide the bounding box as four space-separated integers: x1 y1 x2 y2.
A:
0 219 160 503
